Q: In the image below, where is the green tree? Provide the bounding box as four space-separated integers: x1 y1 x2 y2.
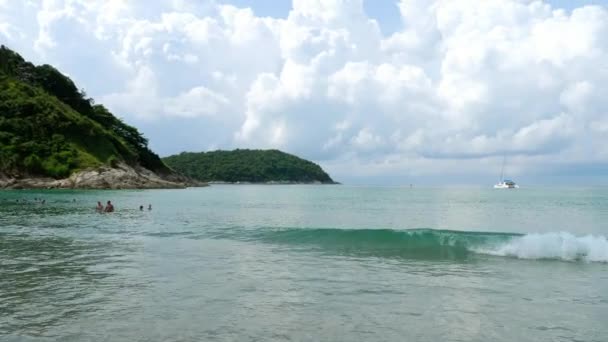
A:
163 149 335 184
0 45 172 179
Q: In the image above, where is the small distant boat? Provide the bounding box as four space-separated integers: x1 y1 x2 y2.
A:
494 155 519 189
494 179 519 189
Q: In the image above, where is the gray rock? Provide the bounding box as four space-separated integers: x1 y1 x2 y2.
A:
0 163 206 190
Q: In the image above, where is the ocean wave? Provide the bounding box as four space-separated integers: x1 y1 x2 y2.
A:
473 232 608 262
236 227 608 263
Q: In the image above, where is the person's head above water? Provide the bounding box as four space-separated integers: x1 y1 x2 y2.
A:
139 205 143 210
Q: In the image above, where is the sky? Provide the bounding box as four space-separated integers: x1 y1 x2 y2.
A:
1 0 607 185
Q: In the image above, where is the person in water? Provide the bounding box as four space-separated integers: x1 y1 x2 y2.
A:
96 201 104 212
104 201 114 213
139 205 144 211
148 204 152 210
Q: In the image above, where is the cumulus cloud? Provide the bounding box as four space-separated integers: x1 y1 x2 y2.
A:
1 0 607 183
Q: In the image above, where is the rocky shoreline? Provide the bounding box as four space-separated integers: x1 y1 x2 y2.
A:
0 163 206 190
207 181 340 185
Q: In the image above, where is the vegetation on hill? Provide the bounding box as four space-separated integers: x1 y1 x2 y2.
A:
0 45 170 178
163 149 336 184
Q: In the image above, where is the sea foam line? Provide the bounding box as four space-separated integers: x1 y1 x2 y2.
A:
473 232 608 262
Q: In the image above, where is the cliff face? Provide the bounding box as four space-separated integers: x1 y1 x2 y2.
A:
0 45 192 189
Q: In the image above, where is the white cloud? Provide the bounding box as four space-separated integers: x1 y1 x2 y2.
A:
165 86 229 118
1 0 608 183
351 128 385 150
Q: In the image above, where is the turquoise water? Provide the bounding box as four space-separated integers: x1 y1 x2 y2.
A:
1 186 607 341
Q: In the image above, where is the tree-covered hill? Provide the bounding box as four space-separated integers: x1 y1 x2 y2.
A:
0 45 171 179
162 149 336 184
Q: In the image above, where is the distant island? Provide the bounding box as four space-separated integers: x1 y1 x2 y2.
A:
163 149 337 184
0 45 196 189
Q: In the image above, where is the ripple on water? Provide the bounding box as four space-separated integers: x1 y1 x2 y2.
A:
0 232 141 337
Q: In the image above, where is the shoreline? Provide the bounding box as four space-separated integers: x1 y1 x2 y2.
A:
0 163 207 190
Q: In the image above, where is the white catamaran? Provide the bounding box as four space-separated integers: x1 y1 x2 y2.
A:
494 155 519 189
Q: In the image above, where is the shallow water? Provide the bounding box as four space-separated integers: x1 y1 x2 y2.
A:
1 186 607 341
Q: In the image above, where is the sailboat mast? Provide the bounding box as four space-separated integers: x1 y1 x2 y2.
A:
499 155 505 182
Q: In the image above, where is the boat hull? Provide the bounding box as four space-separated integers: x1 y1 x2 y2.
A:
494 183 519 189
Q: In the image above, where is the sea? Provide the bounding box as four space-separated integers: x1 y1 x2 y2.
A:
1 185 607 342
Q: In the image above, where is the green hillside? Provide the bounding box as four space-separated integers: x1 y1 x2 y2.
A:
163 149 336 184
0 45 170 178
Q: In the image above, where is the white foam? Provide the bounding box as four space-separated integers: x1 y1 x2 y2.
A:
474 232 608 262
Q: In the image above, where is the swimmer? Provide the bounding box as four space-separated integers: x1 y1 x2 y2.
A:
104 201 114 213
96 201 104 212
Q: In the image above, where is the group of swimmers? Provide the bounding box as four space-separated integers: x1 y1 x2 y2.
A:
96 201 114 213
14 198 46 204
95 201 151 213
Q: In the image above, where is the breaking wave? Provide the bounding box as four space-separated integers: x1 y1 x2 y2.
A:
226 227 608 262
472 232 608 262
